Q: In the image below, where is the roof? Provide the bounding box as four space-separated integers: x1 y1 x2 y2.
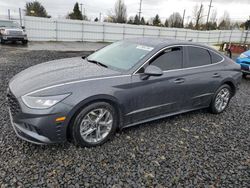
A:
125 37 212 51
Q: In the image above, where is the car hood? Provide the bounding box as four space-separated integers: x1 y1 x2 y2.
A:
9 57 121 97
0 27 23 31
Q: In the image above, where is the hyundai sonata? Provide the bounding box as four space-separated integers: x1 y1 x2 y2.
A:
7 38 242 147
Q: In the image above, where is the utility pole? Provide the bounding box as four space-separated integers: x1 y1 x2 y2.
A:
80 3 83 16
19 8 22 26
182 9 186 27
8 9 10 20
99 12 102 22
138 0 142 21
206 0 213 30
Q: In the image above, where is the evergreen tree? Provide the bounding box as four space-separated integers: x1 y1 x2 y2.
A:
68 2 83 20
141 17 145 25
164 19 169 27
153 14 161 26
134 15 140 25
25 1 50 18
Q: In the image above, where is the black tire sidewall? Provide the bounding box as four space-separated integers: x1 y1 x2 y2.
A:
210 84 232 114
72 102 118 147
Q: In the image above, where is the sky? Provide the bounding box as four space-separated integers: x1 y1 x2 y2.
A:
0 0 249 23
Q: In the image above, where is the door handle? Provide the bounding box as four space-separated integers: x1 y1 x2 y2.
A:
174 78 185 84
212 73 220 78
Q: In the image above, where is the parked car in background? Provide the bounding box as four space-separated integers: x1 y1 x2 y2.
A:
0 20 28 45
236 50 250 78
7 38 242 147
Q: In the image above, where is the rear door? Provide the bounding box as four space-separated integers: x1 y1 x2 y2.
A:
181 46 224 109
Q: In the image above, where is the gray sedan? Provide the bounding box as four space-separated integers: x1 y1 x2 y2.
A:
7 38 242 147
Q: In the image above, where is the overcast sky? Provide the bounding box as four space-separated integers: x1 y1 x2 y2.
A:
0 0 249 23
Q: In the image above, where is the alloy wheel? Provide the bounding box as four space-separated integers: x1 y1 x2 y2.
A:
214 88 230 112
79 108 113 144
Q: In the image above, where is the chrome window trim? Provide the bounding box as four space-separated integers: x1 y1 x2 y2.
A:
133 44 225 75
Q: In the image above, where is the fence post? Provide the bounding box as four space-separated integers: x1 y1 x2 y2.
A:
229 30 233 43
218 31 221 44
196 31 200 42
185 30 187 40
175 29 177 39
82 22 84 42
158 29 161 37
142 27 145 37
55 20 58 41
102 23 105 42
244 30 249 44
123 25 125 39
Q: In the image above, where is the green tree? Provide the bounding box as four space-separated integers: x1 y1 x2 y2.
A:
127 16 134 24
25 1 50 17
245 20 250 30
134 15 140 25
164 19 169 27
153 14 161 26
68 2 83 20
141 17 145 25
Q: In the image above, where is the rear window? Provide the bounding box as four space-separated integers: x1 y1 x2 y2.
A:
209 51 223 63
186 46 211 68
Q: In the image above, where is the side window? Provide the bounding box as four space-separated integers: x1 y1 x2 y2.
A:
186 46 211 68
150 47 183 71
209 51 223 63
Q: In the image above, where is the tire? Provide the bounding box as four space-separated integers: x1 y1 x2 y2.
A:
22 40 28 45
0 38 5 44
242 73 248 79
71 102 118 147
210 84 232 114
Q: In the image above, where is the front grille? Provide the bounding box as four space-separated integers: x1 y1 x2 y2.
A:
8 30 23 36
7 89 21 117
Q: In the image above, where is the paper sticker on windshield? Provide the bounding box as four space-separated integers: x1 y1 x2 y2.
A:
136 45 154 51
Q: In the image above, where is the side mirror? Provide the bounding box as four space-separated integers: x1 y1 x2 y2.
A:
144 65 163 76
141 65 163 80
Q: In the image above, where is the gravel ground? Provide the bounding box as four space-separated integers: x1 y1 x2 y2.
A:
0 47 249 187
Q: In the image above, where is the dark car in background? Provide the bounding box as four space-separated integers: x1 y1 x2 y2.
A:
0 20 28 44
7 38 242 147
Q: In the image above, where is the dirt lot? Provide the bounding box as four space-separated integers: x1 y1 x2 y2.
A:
0 46 249 187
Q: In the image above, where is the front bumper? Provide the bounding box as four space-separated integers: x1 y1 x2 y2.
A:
1 35 27 41
7 91 73 144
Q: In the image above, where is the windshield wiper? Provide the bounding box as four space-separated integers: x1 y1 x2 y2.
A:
86 58 108 68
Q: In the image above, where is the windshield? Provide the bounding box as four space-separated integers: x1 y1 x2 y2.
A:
87 41 154 71
0 20 20 28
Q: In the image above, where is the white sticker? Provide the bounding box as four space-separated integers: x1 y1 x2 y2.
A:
136 45 154 51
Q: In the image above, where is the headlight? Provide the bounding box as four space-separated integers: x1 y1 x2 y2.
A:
239 53 248 59
0 29 8 35
21 93 71 109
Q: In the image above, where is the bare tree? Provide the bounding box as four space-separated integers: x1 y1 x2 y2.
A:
218 11 231 30
193 4 204 30
113 0 127 23
209 9 217 23
168 12 183 28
